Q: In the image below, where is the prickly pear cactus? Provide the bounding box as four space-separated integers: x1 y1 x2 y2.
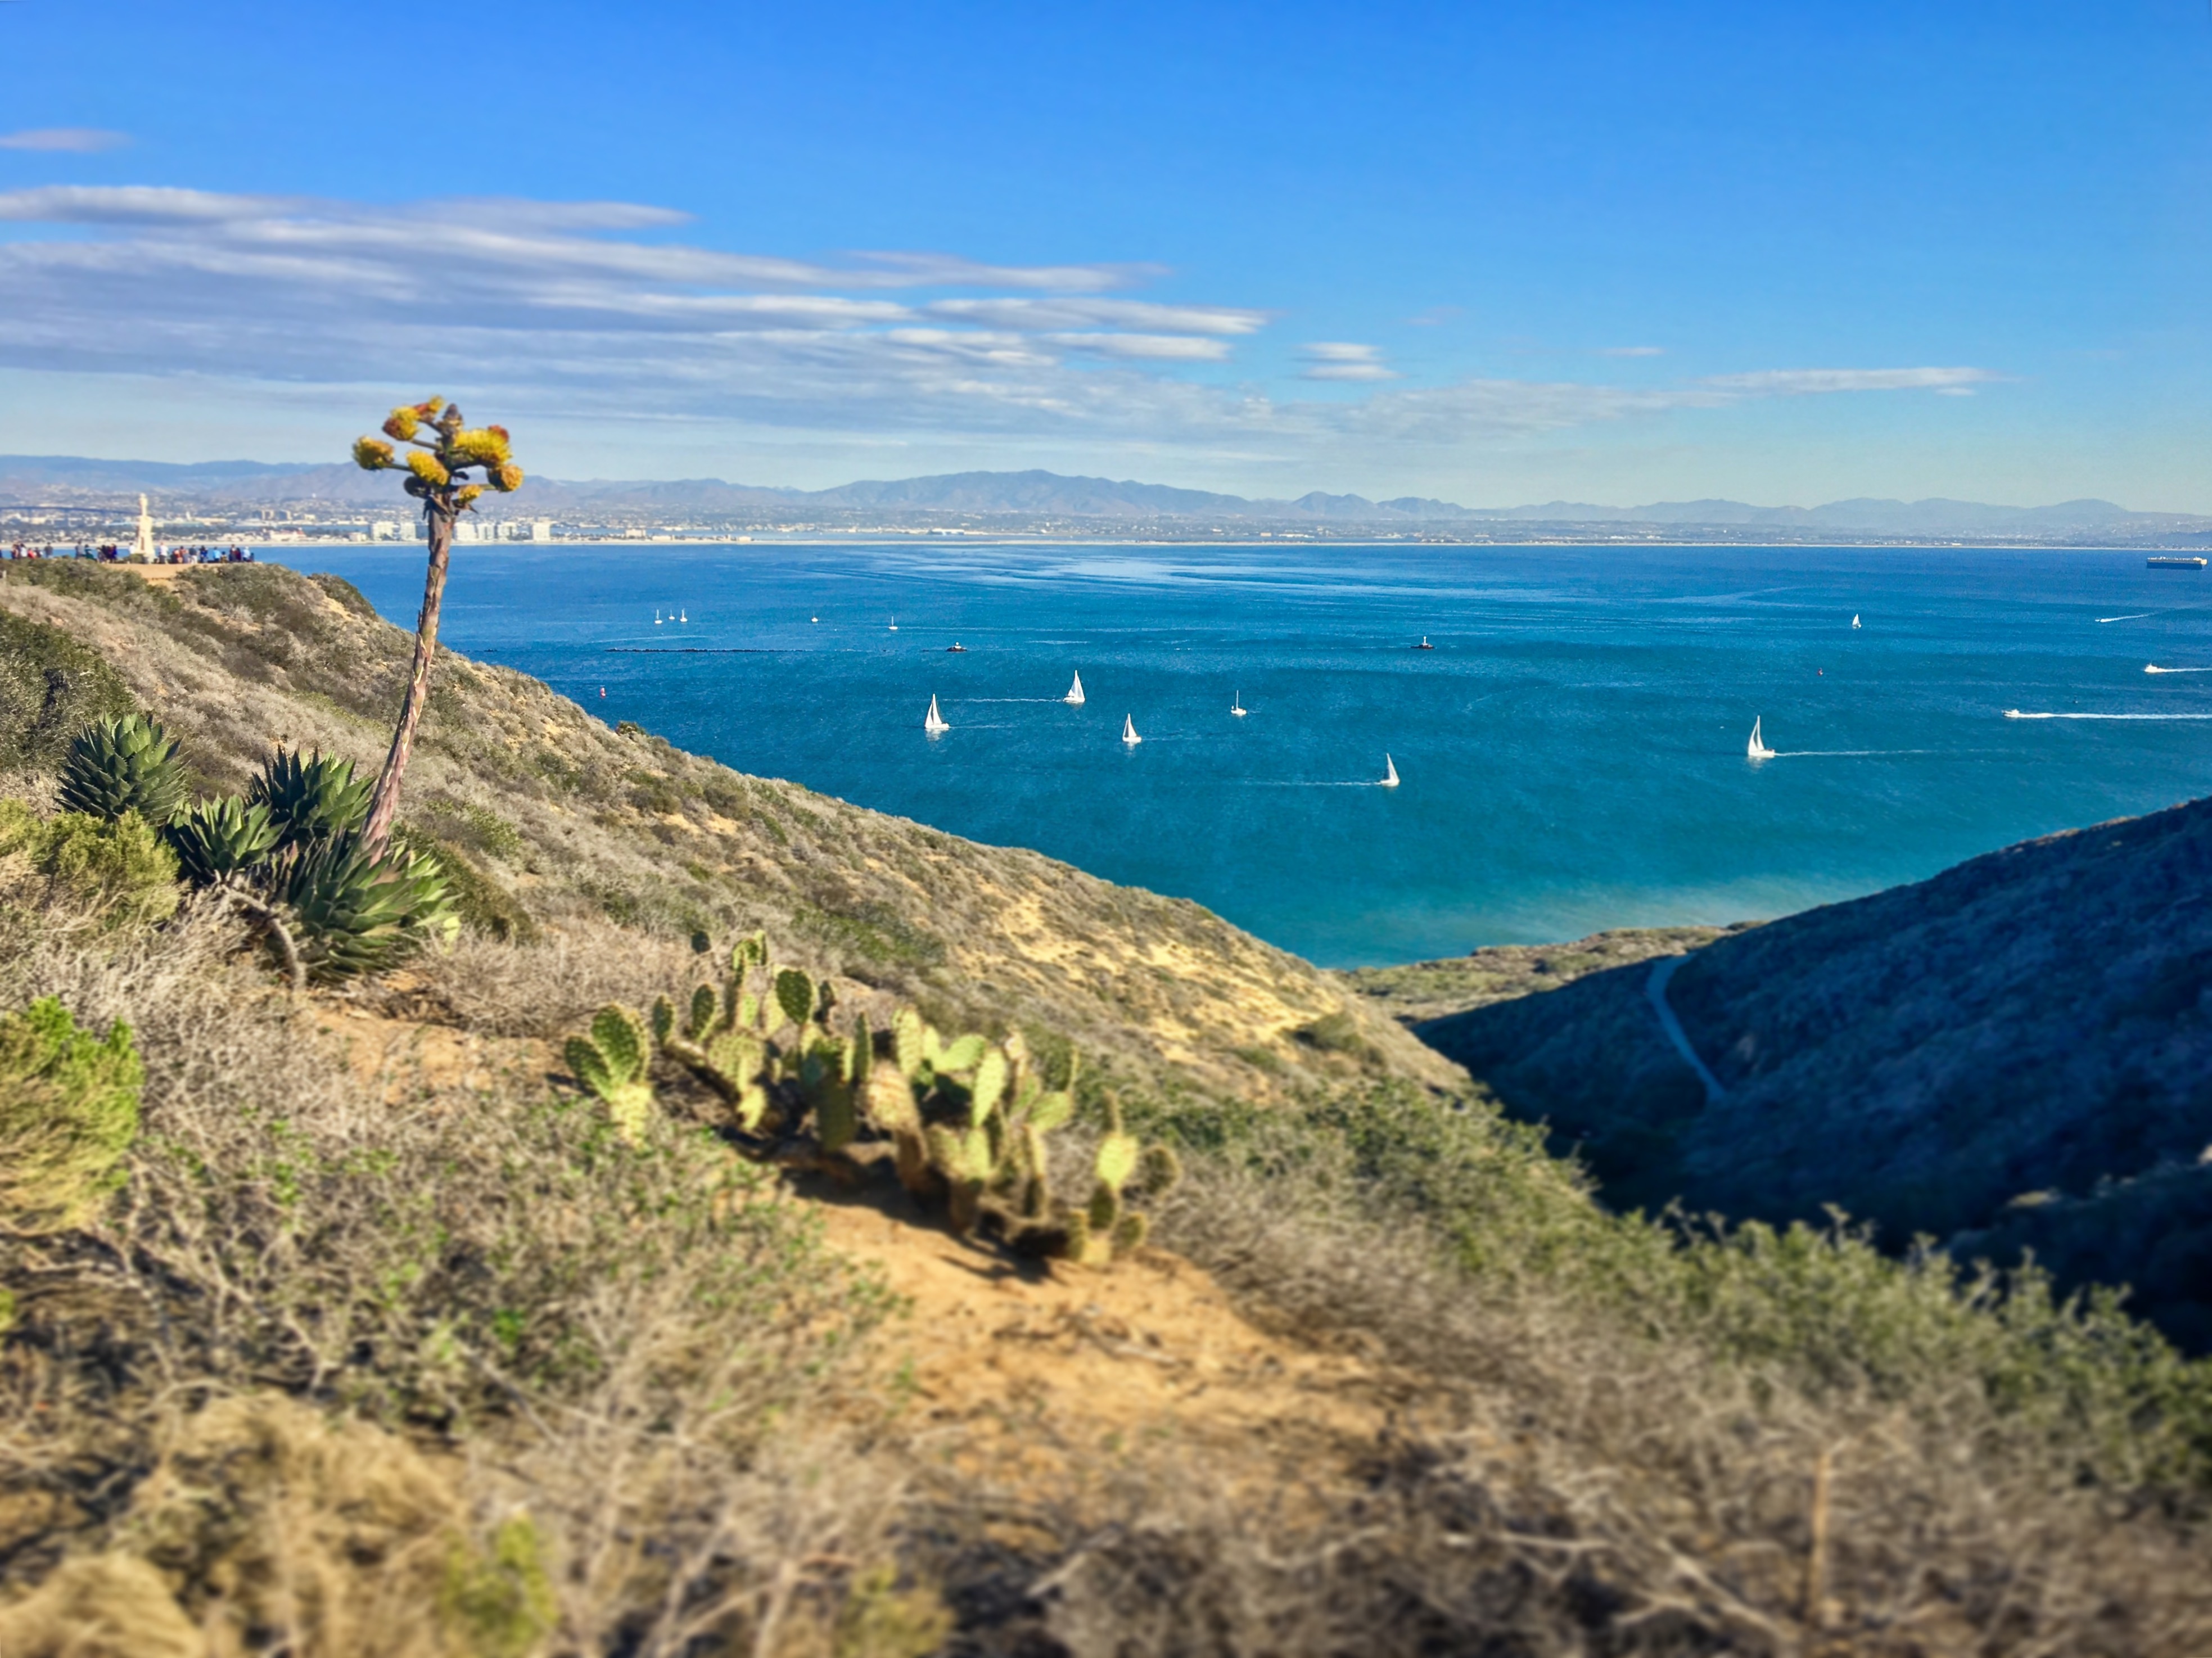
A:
1060 1099 1181 1267
604 930 1178 1267
563 1005 656 1145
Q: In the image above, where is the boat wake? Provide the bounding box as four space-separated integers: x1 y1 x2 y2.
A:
2003 710 2212 720
2098 613 2154 623
2144 665 2211 674
1757 749 1951 758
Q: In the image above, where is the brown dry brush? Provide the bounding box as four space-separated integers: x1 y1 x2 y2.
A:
4 865 2211 1650
0 914 941 1656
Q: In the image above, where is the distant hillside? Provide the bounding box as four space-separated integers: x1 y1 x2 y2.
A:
1413 799 2212 1348
7 456 2208 538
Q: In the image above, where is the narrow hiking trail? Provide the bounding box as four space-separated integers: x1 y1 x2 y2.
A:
816 1194 1430 1494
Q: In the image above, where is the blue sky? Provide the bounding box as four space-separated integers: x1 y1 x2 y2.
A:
1 0 2207 506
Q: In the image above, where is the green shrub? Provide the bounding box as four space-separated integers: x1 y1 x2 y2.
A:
0 996 143 1232
0 799 181 928
0 611 134 772
1140 1080 2212 1491
57 713 188 825
441 1516 555 1658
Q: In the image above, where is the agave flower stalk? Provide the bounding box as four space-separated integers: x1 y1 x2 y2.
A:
349 400 524 855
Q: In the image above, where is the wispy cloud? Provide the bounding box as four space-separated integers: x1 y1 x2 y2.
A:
0 128 130 153
1598 345 1664 357
0 184 1999 460
1300 342 1398 382
1700 366 1997 395
1405 305 1462 327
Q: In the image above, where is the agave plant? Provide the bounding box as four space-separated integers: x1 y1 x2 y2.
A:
57 715 187 825
350 399 525 853
277 834 455 982
248 748 373 850
165 795 282 887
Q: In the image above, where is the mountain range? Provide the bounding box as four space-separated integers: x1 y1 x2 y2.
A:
4 455 2208 540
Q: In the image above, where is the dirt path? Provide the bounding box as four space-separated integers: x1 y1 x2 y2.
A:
814 1192 1426 1495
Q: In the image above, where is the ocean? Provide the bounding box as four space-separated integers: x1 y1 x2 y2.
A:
300 539 2212 968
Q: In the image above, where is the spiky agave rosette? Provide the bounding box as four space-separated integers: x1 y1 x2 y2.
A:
276 833 456 982
58 715 187 825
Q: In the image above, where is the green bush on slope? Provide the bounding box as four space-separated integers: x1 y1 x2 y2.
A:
0 996 142 1233
1137 1078 2212 1492
0 799 181 930
0 609 135 773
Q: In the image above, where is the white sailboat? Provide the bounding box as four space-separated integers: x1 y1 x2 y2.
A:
1851 613 1861 629
924 695 949 734
1065 670 1086 706
679 608 687 623
1231 691 1247 717
1747 717 1776 760
1121 713 1141 746
888 615 898 631
1380 753 1400 787
654 608 663 625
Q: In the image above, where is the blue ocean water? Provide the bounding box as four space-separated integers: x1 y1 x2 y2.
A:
300 540 2212 968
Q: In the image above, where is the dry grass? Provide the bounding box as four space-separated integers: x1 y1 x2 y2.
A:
0 910 930 1656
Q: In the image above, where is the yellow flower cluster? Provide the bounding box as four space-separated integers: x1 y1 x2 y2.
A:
381 407 418 441
405 450 450 487
351 437 396 471
491 462 525 493
449 427 512 467
454 484 485 508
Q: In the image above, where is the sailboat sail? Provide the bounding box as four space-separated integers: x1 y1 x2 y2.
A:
1380 753 1400 787
1851 613 1861 629
1231 691 1247 716
1066 671 1086 705
1747 717 1775 760
924 695 949 734
1121 713 1141 746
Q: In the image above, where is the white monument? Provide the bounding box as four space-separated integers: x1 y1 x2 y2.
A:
132 494 155 561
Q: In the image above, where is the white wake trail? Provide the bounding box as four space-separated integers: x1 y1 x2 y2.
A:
2144 665 2211 675
2098 613 2153 623
2003 710 2212 720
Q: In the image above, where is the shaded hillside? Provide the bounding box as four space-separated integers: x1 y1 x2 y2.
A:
1418 799 2212 1347
0 559 1457 1108
1341 924 1735 1024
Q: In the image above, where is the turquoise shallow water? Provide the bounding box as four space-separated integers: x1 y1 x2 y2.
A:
302 540 2212 968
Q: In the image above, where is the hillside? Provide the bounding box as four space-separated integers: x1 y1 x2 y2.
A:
1416 799 2212 1347
6 555 2212 1653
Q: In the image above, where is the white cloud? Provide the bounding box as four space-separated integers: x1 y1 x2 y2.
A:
1300 341 1398 382
0 128 130 153
1598 345 1665 357
1047 333 1235 362
926 296 1266 335
0 184 2001 468
1700 366 1998 395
